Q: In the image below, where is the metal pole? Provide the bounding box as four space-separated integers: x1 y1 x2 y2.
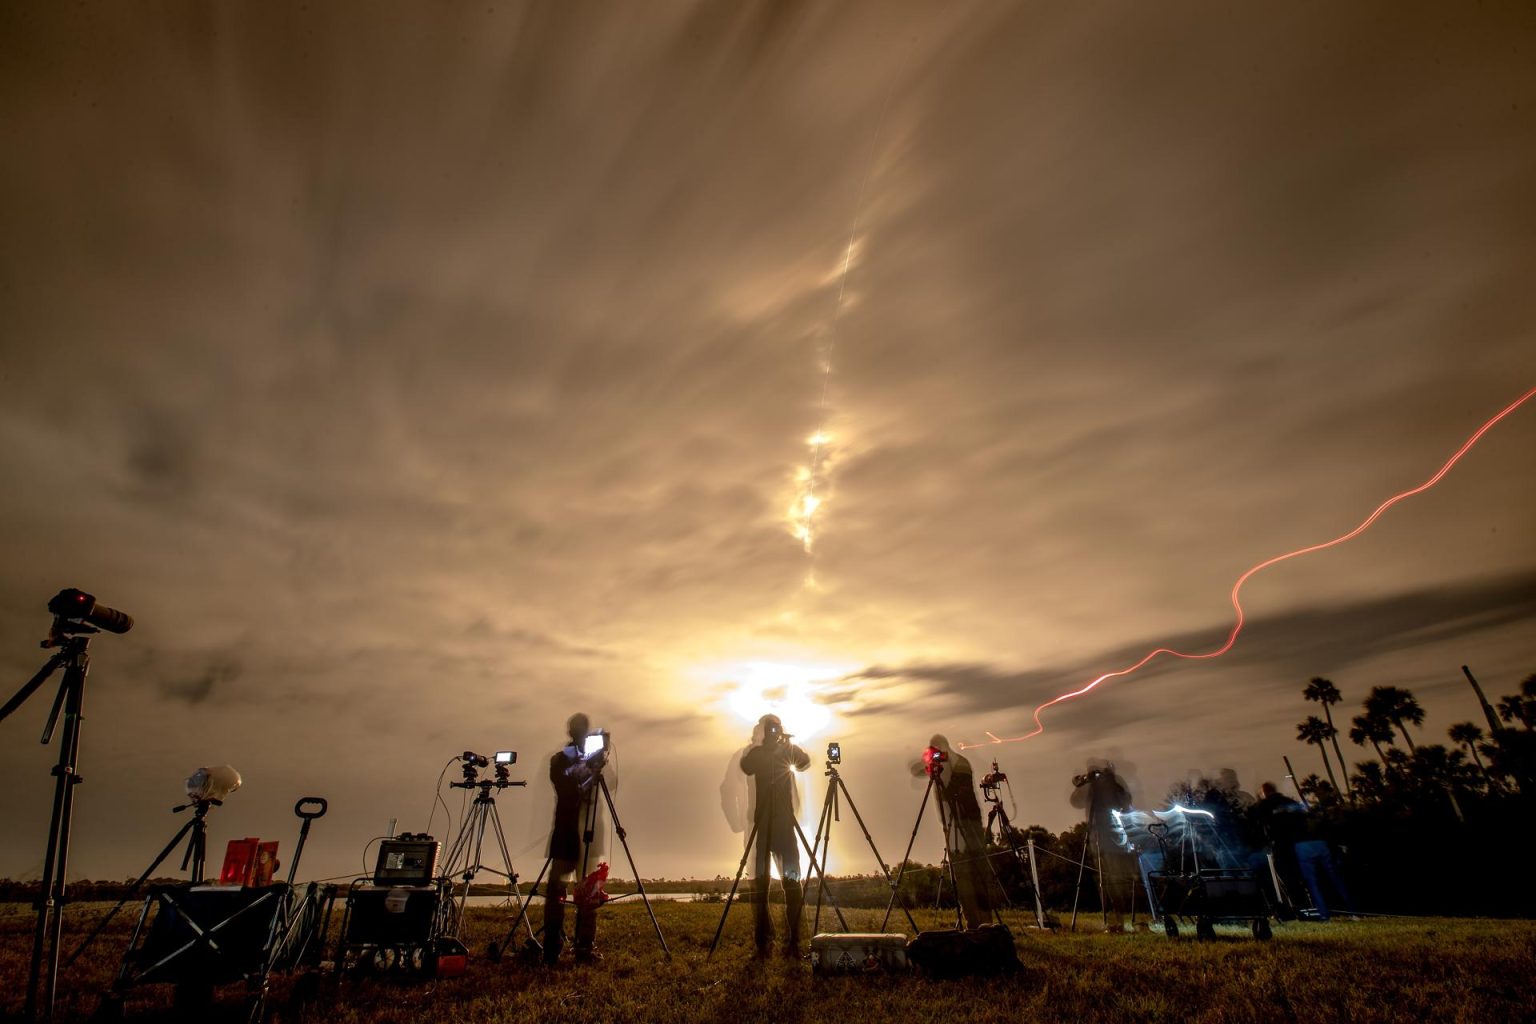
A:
1283 756 1309 806
1462 665 1505 738
1026 838 1046 928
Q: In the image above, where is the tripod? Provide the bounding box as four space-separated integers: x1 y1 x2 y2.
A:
707 790 843 956
806 758 917 935
440 771 534 944
882 768 1009 933
64 798 221 970
501 771 671 958
1 627 99 1020
982 786 1047 928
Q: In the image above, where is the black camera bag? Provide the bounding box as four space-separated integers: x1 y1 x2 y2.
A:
905 924 1021 978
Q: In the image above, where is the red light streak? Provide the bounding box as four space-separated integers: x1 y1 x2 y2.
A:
959 385 1536 750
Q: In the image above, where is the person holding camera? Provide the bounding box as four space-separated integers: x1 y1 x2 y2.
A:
543 712 608 965
911 734 993 930
739 713 811 958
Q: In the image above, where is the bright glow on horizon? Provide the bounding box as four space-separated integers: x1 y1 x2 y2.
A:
704 658 857 742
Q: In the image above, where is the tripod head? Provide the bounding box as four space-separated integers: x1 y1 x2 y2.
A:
171 797 222 817
980 760 1007 805
451 761 527 795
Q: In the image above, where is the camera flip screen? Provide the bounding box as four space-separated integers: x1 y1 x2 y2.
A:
582 731 607 757
495 751 517 765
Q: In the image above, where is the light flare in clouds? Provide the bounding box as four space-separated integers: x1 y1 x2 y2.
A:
707 657 859 741
961 384 1536 750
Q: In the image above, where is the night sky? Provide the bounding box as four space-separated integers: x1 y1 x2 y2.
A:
2 3 1533 885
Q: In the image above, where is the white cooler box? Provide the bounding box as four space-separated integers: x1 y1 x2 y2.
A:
809 932 909 975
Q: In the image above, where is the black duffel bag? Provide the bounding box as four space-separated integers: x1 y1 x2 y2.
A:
906 924 1022 978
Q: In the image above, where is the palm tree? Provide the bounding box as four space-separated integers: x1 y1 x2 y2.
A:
1304 677 1354 798
1407 744 1471 821
1364 686 1425 751
1496 693 1535 731
1297 716 1342 794
1296 773 1326 801
1349 712 1395 765
1349 761 1390 803
1448 721 1496 787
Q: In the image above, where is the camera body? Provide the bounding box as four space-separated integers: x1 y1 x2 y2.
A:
1072 765 1113 788
980 761 1007 802
826 742 841 765
923 746 947 778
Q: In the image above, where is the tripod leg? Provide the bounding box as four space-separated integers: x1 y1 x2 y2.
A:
30 660 87 1021
708 821 758 957
881 777 934 932
598 778 670 958
1096 831 1109 930
936 798 962 930
487 802 535 941
1070 824 1090 932
835 777 919 934
810 782 835 935
65 816 199 968
503 857 552 955
791 816 846 932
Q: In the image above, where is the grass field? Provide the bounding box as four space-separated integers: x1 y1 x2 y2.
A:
3 900 1533 1024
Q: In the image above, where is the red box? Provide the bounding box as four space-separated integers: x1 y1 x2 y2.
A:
219 838 281 886
252 841 280 885
219 838 259 885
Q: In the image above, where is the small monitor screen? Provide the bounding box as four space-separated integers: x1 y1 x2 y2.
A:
582 732 606 757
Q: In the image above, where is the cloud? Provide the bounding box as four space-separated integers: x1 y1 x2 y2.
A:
842 569 1536 736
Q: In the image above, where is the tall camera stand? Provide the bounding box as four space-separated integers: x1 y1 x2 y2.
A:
1069 785 1108 932
1 631 95 1020
440 772 534 943
806 759 917 935
707 793 844 956
64 797 221 970
882 772 959 931
881 770 1010 932
500 771 671 959
983 788 1047 928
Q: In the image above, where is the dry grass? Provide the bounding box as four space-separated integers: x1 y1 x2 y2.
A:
2 900 1533 1023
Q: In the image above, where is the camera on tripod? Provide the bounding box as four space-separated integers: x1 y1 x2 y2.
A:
826 742 840 765
46 588 134 638
922 745 947 778
980 761 1007 803
453 750 523 790
1072 765 1112 788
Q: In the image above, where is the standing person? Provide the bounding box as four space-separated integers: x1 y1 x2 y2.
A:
739 714 811 958
910 735 993 930
1069 761 1135 930
543 713 608 965
1251 781 1308 918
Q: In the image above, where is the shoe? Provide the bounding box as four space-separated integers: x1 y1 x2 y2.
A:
575 948 605 965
